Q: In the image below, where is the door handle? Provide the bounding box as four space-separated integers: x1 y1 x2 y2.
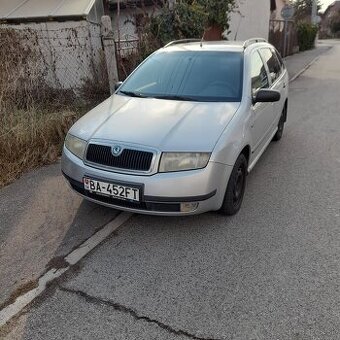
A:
283 83 286 88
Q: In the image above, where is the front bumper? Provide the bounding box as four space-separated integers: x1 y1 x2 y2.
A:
61 146 232 216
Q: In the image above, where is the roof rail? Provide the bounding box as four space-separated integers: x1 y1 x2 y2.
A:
164 39 202 48
243 38 267 49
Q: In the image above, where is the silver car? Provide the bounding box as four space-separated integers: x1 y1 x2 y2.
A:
62 38 289 216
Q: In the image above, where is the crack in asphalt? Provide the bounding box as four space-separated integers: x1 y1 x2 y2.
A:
58 285 222 340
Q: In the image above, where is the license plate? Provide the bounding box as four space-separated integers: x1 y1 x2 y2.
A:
84 178 140 202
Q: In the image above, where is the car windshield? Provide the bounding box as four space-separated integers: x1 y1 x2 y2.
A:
118 50 244 102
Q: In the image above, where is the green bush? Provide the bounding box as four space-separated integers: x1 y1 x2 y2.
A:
297 22 318 51
149 0 236 46
118 0 237 79
149 2 207 46
196 0 236 30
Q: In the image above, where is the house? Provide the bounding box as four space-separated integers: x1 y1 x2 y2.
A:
271 0 290 20
0 0 106 90
267 0 298 57
320 1 340 38
108 0 161 40
111 0 274 42
227 0 272 40
268 0 291 44
107 0 164 59
0 0 104 24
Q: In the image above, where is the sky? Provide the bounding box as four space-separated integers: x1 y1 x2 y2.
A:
320 0 336 12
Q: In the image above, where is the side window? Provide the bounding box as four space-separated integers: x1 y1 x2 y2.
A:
274 49 284 69
251 51 269 96
260 48 281 84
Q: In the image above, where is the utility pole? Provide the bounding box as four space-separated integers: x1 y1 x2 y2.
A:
311 0 318 24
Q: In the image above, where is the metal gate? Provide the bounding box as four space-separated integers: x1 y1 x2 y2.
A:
269 20 299 57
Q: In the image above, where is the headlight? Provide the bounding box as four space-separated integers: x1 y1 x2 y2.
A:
159 152 211 173
64 134 87 159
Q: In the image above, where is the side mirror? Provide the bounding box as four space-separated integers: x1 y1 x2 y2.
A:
114 81 123 91
253 89 281 104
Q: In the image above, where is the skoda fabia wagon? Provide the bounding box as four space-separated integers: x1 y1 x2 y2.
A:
62 38 288 216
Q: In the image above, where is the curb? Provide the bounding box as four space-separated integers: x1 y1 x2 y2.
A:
289 55 321 83
288 45 333 83
0 212 132 328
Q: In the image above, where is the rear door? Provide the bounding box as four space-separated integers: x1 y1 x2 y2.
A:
259 48 286 124
250 50 273 152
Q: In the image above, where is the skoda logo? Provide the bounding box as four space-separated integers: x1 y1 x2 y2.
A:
111 145 123 157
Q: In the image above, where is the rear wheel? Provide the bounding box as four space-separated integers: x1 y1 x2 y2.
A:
219 154 247 216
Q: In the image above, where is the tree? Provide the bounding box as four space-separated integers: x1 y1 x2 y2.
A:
149 0 237 44
293 0 321 21
149 2 207 45
195 0 236 31
330 10 340 35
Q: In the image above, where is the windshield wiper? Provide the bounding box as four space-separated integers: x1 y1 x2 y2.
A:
153 95 199 102
119 90 148 98
119 91 199 101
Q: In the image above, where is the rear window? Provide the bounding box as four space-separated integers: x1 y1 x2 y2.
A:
118 51 244 102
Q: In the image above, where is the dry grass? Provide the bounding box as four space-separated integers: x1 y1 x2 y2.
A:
0 27 108 188
0 108 84 188
0 27 80 188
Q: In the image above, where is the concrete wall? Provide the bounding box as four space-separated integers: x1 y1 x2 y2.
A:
227 0 271 40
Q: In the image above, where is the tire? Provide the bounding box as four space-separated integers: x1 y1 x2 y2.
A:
219 153 247 216
272 107 286 141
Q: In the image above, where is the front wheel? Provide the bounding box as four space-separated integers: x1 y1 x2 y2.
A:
219 154 247 216
272 107 286 141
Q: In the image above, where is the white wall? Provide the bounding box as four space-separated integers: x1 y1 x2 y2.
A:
227 0 271 41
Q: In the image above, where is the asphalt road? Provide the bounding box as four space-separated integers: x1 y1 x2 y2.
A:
0 42 331 311
1 41 340 339
0 165 119 308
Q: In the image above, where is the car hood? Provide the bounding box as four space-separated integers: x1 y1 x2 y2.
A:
70 95 240 152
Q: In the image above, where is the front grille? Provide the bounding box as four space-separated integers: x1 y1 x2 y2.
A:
86 144 153 171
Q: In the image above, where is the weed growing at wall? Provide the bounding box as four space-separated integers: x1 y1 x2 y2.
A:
297 22 318 51
0 27 99 187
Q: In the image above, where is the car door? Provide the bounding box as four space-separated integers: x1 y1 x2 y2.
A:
259 48 286 124
250 50 273 153
273 48 288 118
